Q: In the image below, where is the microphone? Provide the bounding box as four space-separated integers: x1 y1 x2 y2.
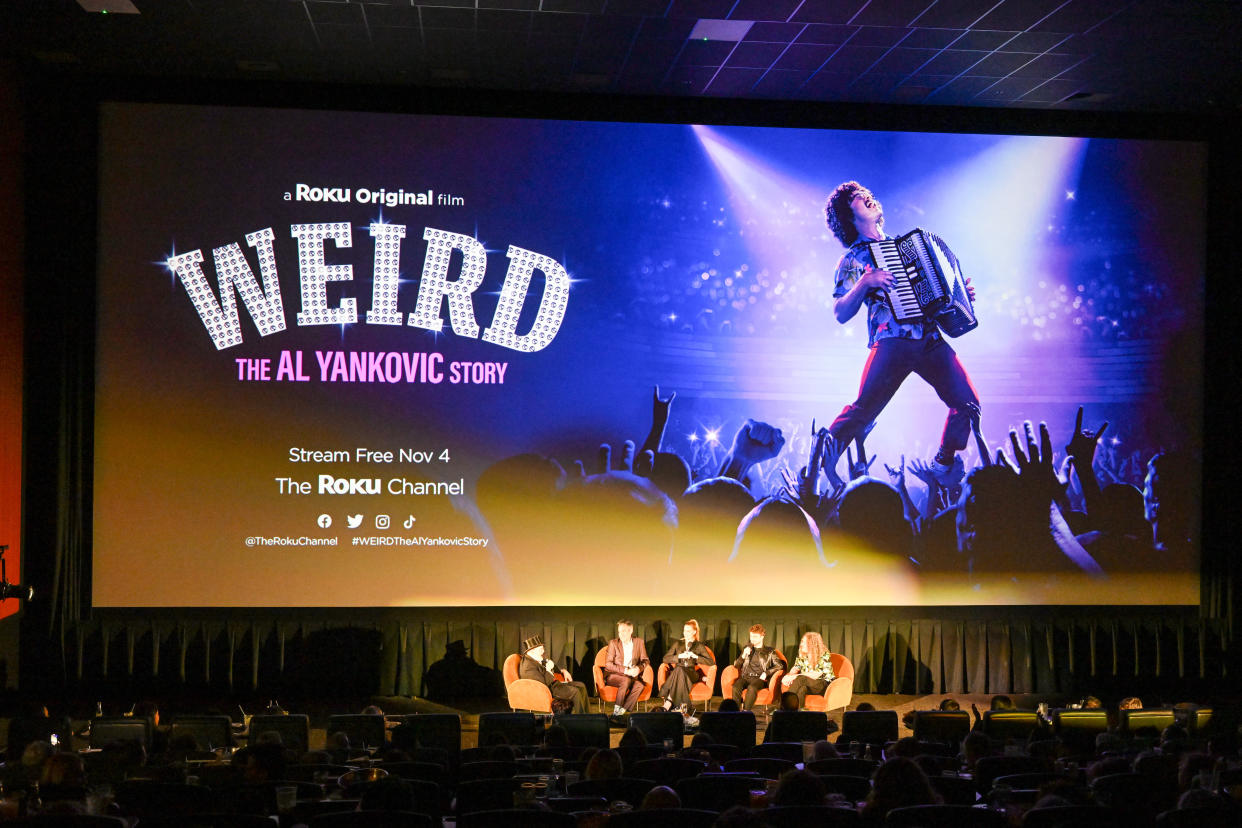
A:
0 546 29 602
0 582 32 602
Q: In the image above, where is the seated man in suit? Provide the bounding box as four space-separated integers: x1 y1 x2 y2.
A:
604 619 651 717
730 624 787 710
519 634 589 714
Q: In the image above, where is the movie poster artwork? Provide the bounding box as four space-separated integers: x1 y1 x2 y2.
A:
94 103 1203 607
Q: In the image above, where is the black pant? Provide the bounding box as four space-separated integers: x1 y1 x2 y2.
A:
731 676 767 710
829 336 978 456
789 675 830 708
552 680 589 714
662 665 701 708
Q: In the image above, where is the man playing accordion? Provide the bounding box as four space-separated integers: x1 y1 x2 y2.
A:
822 181 978 481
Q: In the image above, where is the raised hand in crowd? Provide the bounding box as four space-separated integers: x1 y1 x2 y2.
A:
719 418 786 489
1065 405 1109 520
884 455 921 526
640 384 676 458
966 401 991 467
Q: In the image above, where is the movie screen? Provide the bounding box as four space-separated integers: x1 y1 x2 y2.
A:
93 102 1203 607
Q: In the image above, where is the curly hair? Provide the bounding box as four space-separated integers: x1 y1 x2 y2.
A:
825 180 883 246
798 631 827 665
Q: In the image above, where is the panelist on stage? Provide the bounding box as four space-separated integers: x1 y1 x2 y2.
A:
603 619 650 717
519 634 588 715
660 618 713 724
730 623 787 710
781 631 836 708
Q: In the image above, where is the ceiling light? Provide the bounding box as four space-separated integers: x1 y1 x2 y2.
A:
689 19 753 43
77 0 140 12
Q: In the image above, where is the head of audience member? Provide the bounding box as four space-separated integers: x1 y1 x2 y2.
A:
939 698 961 711
732 497 824 565
1145 452 1194 547
1083 696 1102 709
1086 755 1131 783
1097 484 1149 539
779 692 799 713
716 698 740 713
862 757 940 821
989 695 1015 711
956 464 1025 556
714 804 772 828
961 732 992 772
837 476 913 557
811 740 839 761
618 728 647 749
358 778 416 812
361 704 384 716
132 700 160 727
584 749 622 781
101 738 147 776
543 724 568 748
684 746 722 773
1095 732 1124 755
1178 752 1216 791
167 731 201 759
676 476 756 553
300 750 334 765
854 702 875 712
1177 788 1228 810
326 731 351 756
242 743 286 784
640 785 682 810
647 452 692 502
1160 723 1190 753
488 743 518 761
689 732 714 749
683 619 700 642
1118 696 1143 711
40 752 87 787
890 736 922 759
771 768 827 808
21 740 54 776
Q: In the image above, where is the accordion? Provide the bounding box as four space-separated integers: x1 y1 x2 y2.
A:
866 228 978 337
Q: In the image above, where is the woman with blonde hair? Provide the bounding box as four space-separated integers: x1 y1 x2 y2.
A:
780 631 836 708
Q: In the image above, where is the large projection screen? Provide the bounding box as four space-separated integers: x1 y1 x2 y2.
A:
94 102 1203 607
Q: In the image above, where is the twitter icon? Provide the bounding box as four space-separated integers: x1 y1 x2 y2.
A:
346 514 364 529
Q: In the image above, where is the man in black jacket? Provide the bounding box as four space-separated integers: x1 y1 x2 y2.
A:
730 624 787 710
519 634 588 714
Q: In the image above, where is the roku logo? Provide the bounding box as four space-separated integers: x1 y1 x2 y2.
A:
164 223 570 353
318 476 381 495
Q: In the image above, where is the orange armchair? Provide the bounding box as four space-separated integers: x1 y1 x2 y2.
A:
503 653 566 714
592 648 655 713
800 652 854 713
656 645 717 710
720 649 787 713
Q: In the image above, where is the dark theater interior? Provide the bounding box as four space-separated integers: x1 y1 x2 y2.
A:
1 0 1241 824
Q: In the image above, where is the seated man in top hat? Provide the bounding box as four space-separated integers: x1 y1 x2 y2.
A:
519 634 589 715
